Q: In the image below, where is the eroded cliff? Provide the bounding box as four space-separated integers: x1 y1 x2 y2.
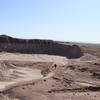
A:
0 35 83 58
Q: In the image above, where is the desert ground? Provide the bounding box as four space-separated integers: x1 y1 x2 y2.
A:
0 52 100 100
0 36 100 100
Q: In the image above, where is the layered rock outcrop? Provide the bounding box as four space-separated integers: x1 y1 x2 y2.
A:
0 35 83 58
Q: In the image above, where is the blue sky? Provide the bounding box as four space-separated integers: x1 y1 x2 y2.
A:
0 0 100 43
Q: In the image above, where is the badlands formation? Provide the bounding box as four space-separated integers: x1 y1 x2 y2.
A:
0 35 100 100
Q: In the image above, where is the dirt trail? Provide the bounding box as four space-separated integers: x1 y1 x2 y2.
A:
0 65 56 92
0 66 43 92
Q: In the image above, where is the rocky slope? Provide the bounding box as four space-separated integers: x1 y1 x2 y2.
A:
0 35 100 100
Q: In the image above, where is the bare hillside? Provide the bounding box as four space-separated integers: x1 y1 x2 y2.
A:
0 35 100 100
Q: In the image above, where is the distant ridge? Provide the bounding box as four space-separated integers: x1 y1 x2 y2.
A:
0 34 83 58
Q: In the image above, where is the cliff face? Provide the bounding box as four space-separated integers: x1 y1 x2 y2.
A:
0 35 83 58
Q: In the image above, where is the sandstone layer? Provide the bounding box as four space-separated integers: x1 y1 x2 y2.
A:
0 35 83 58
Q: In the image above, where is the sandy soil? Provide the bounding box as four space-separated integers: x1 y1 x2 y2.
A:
0 52 68 65
0 52 100 100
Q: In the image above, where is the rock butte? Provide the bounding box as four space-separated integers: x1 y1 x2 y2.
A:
0 35 83 58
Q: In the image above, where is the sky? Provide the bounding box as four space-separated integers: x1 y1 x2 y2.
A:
0 0 100 43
